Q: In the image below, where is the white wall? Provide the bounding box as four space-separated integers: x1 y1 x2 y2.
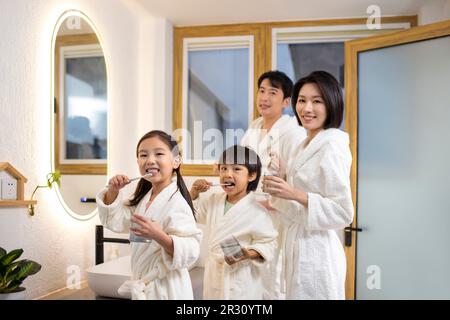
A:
0 0 170 299
418 0 450 25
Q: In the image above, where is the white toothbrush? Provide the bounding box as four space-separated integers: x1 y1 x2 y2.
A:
129 172 153 182
211 183 233 187
106 172 153 188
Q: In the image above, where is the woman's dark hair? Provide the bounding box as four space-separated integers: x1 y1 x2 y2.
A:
292 70 343 129
258 70 293 99
218 145 261 192
127 130 195 218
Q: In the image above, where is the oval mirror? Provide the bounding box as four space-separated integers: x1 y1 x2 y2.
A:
51 10 108 220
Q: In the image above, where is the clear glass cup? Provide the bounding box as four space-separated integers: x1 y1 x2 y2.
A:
254 190 270 202
255 167 279 201
129 219 152 243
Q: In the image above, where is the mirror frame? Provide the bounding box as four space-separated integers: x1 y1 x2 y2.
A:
50 10 110 221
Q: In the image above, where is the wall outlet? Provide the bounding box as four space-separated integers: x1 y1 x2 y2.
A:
1 179 17 200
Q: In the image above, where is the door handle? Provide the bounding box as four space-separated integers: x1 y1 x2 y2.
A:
344 226 363 247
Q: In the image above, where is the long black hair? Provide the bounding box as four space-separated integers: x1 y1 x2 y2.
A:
127 130 195 218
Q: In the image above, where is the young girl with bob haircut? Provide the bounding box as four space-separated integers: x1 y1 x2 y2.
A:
190 145 278 300
96 130 202 300
263 71 354 300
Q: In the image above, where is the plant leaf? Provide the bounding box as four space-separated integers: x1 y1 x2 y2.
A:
3 286 26 293
54 171 61 181
0 260 41 293
0 247 6 258
15 260 42 281
1 259 25 280
2 281 23 293
0 249 23 268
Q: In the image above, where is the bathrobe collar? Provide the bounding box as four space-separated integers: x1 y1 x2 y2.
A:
141 180 178 221
292 128 349 174
249 115 299 166
209 192 256 248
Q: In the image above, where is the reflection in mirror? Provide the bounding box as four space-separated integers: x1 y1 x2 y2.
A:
52 11 108 220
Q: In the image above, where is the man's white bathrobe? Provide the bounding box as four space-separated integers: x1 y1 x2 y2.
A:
240 115 306 299
240 115 306 181
270 129 354 300
96 182 202 300
194 192 278 300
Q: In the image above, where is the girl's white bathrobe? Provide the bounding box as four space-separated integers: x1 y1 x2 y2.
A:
270 129 354 300
96 181 202 300
194 192 278 299
240 115 306 299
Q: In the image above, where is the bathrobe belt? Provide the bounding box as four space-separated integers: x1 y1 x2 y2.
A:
118 267 160 300
281 212 304 295
208 250 238 300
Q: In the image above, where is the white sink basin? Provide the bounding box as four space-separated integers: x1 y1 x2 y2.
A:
86 255 131 299
86 255 204 299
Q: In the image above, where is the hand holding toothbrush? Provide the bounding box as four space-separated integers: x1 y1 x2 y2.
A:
189 179 233 200
189 179 213 200
103 172 152 205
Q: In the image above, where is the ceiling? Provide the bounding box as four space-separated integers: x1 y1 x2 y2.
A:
131 0 428 26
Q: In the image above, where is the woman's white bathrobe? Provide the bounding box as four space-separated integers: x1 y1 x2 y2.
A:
240 115 306 299
194 192 278 299
270 129 354 300
96 182 202 300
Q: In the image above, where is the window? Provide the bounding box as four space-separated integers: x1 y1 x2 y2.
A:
182 36 253 164
55 34 107 174
174 16 417 175
273 22 412 125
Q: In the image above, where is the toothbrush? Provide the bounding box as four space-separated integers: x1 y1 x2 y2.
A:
106 172 153 188
211 182 233 187
129 172 153 182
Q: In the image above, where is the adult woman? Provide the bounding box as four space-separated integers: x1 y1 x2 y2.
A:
262 71 354 300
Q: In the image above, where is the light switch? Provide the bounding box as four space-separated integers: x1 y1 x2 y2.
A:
1 179 17 200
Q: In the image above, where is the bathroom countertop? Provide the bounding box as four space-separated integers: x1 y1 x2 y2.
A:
39 267 204 300
38 282 120 300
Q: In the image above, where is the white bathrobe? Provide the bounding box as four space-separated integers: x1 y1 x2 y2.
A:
96 181 202 300
240 115 306 299
240 115 306 182
270 128 354 300
194 192 278 300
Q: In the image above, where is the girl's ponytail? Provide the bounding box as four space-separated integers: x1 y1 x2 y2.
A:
174 167 196 220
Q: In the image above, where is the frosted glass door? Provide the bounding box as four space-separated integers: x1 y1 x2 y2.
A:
356 36 450 299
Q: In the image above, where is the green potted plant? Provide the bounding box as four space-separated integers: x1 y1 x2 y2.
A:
28 171 61 216
0 247 41 300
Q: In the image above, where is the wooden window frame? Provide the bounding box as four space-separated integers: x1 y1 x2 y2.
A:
55 33 107 175
173 16 417 176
